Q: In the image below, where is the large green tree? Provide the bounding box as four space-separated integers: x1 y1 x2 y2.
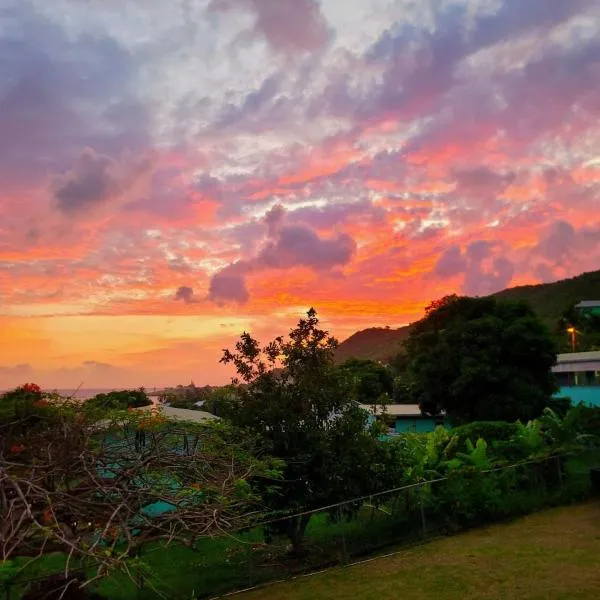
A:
406 295 558 424
338 358 394 405
221 309 400 552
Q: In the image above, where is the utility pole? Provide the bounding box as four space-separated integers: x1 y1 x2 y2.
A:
566 327 577 352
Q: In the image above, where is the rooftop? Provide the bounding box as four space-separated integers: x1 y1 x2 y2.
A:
360 403 424 417
556 351 600 364
575 300 600 308
135 405 219 423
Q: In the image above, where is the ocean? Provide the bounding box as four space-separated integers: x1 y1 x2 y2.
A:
0 388 163 401
46 388 120 400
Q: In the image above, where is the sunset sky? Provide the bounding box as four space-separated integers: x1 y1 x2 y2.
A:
1 0 600 389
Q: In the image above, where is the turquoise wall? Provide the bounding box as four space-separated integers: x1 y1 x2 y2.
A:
395 418 439 434
558 386 600 407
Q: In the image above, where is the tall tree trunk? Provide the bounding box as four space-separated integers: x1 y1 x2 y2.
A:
286 513 312 556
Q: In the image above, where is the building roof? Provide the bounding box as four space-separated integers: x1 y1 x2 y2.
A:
556 351 600 363
360 403 424 417
575 301 600 308
553 351 600 373
135 405 219 422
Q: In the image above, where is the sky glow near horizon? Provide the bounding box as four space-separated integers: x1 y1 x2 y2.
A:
1 0 600 388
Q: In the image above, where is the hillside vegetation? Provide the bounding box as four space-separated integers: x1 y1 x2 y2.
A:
335 269 600 362
492 269 600 324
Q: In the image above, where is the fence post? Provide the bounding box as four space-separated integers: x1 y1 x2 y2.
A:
136 545 144 599
556 455 564 489
419 485 427 540
338 506 348 565
247 541 254 588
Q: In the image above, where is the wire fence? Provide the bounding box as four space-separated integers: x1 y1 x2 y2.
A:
3 451 597 600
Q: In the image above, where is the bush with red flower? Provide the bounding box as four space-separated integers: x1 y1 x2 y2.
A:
0 383 48 420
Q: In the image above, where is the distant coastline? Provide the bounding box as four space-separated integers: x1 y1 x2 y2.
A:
0 388 161 401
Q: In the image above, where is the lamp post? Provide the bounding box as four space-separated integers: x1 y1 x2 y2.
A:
566 327 577 352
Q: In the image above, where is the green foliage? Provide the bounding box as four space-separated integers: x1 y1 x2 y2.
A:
406 295 558 425
546 395 572 417
163 385 215 410
85 388 151 410
221 309 401 550
201 385 239 417
450 421 518 453
560 404 600 442
338 358 394 405
0 560 18 587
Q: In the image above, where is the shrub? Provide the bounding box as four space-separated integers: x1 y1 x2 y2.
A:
567 404 600 441
451 421 518 451
546 396 572 417
85 389 151 410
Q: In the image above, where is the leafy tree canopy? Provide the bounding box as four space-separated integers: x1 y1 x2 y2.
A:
406 295 558 425
221 309 400 551
85 388 151 410
337 358 394 405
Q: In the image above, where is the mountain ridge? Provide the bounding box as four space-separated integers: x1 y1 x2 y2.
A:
335 269 600 363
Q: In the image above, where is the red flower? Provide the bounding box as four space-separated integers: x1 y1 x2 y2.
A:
22 383 41 394
9 444 26 454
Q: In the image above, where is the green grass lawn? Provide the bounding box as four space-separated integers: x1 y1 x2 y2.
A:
239 501 600 600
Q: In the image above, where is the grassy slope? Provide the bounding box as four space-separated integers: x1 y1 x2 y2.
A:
335 269 600 362
241 501 600 600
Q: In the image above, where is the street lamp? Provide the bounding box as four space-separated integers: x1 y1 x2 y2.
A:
566 327 577 352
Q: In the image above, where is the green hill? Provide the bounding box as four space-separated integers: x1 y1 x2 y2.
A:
491 269 600 324
336 269 600 363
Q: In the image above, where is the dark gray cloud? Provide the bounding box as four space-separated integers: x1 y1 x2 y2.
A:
435 241 515 295
174 286 197 303
257 224 355 270
208 263 251 305
463 255 515 296
533 220 600 277
207 207 356 304
288 199 386 230
53 149 118 213
536 220 577 263
434 246 467 277
264 203 286 235
466 240 493 263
